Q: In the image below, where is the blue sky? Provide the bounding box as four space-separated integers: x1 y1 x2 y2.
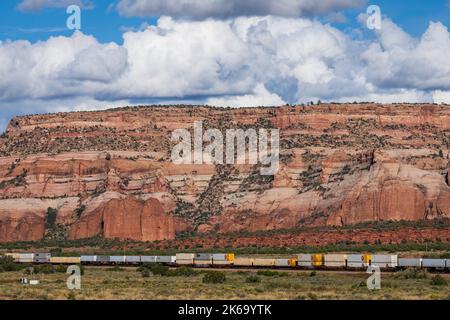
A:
1 1 449 44
0 0 449 131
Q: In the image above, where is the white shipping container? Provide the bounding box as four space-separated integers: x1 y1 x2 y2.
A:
141 256 157 263
125 256 141 263
81 255 97 262
275 259 290 267
234 258 254 266
156 256 175 263
176 253 195 260
371 255 398 268
177 259 194 265
347 254 365 268
253 258 276 267
212 254 227 261
110 256 126 263
324 254 347 267
297 254 312 267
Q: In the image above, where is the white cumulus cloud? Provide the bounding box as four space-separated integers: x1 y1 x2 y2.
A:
1 15 450 132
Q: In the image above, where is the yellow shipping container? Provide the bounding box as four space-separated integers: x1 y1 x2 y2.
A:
50 257 81 264
225 253 235 262
363 254 371 264
288 258 298 267
312 254 324 267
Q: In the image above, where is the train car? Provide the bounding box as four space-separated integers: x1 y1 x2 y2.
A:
234 257 254 267
49 257 81 264
398 258 422 268
194 253 213 266
110 256 126 264
312 254 324 267
176 253 195 265
370 255 398 269
211 253 234 266
446 259 450 269
124 256 141 264
156 256 176 264
18 253 34 263
347 254 371 268
80 255 97 264
34 253 51 264
275 259 290 267
253 258 276 267
297 254 313 268
422 259 446 269
140 256 157 263
324 254 347 268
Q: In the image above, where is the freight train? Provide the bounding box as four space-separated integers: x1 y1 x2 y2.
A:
3 252 450 271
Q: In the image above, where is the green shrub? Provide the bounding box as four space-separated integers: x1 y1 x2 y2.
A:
395 268 428 279
202 271 226 284
430 275 447 286
0 256 24 272
309 271 317 277
173 266 197 277
246 275 261 283
256 270 287 277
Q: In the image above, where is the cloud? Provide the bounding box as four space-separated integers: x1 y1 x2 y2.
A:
17 0 94 12
1 15 450 133
116 0 365 19
206 84 285 107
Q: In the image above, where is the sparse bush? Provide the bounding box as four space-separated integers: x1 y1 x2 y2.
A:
246 275 261 283
430 275 447 286
0 256 24 272
202 271 226 284
395 268 428 279
256 270 287 277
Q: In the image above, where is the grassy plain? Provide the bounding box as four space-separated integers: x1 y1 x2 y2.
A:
0 266 448 300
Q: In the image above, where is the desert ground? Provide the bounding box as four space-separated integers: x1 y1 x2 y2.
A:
0 265 448 300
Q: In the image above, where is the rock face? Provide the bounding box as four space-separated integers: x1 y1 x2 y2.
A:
69 197 174 241
0 103 449 242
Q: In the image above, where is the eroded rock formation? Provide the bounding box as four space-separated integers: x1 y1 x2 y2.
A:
0 103 449 242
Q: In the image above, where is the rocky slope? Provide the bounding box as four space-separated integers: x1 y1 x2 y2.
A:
0 103 449 243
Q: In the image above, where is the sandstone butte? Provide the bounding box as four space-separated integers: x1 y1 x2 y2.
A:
0 103 449 243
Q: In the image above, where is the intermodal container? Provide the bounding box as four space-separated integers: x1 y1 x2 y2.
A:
124 256 141 264
156 256 175 263
422 259 446 268
110 256 126 263
49 257 81 264
347 254 365 268
253 258 276 267
370 255 398 268
195 253 213 261
275 259 290 267
140 256 157 263
324 254 347 268
398 258 422 268
81 255 97 263
297 254 312 267
234 258 254 266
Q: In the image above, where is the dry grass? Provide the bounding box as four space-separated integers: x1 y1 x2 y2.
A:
0 267 449 300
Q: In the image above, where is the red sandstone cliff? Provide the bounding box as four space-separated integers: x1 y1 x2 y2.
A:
0 103 449 242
